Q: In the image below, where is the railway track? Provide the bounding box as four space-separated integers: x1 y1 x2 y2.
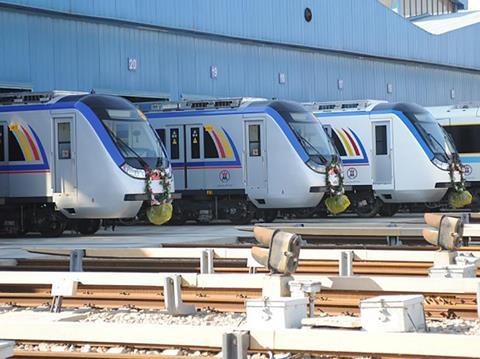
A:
0 283 477 320
4 257 480 277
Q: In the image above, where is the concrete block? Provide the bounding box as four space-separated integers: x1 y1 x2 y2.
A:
262 275 293 297
246 297 308 329
432 251 456 267
360 295 426 333
429 264 477 278
0 340 14 359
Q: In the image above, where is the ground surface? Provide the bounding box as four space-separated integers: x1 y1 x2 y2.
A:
0 214 426 259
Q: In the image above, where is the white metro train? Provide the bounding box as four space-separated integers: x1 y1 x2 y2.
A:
140 98 343 224
0 91 172 236
303 100 464 217
427 103 480 207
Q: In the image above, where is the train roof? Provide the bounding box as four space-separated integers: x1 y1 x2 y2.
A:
427 103 480 119
304 100 430 115
0 91 139 113
303 100 387 113
137 97 310 114
0 91 88 106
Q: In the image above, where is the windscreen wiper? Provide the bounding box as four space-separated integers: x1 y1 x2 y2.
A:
105 126 151 169
292 128 328 163
427 133 451 161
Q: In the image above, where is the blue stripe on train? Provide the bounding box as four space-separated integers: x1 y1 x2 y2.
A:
0 100 124 171
314 110 434 161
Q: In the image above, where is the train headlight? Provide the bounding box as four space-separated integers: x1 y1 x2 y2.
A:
121 163 146 179
432 157 449 171
306 159 327 174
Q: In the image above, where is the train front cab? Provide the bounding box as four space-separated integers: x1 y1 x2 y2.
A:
372 103 459 207
246 101 338 210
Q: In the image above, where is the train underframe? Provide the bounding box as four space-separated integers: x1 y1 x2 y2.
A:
169 191 325 225
344 185 476 218
0 201 102 237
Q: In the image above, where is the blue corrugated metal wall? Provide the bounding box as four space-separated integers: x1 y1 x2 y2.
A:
0 0 479 105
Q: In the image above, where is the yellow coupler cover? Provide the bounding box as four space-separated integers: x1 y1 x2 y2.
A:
325 194 351 215
146 203 173 225
448 190 473 209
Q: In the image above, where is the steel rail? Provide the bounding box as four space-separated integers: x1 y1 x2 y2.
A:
3 258 476 277
0 284 477 320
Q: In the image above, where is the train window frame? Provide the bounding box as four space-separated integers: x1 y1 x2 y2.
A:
204 127 219 159
190 127 201 159
156 128 166 146
57 122 72 160
443 124 480 154
375 125 388 156
0 124 4 162
169 128 180 160
248 124 261 157
8 126 25 161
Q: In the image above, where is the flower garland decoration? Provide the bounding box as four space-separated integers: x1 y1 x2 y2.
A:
448 160 472 209
144 166 172 206
324 160 351 215
144 166 173 225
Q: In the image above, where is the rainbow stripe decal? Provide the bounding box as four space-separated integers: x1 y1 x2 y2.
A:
333 128 368 166
172 126 241 170
0 122 49 173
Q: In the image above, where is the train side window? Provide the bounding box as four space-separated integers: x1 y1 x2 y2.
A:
156 128 166 146
190 127 200 159
444 125 480 154
57 122 71 159
204 127 219 159
375 125 387 155
323 125 333 139
170 128 179 160
248 124 261 157
8 127 25 161
0 125 4 161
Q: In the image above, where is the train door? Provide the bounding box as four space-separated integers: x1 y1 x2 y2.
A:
185 124 204 189
0 122 7 199
372 121 393 186
166 126 185 190
53 116 77 195
244 120 267 194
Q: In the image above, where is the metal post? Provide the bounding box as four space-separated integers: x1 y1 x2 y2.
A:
163 274 196 315
222 331 249 359
69 249 85 272
387 236 402 246
50 296 62 313
200 249 214 274
339 251 353 277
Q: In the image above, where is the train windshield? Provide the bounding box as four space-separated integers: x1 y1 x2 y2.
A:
406 110 457 162
81 95 166 169
373 102 457 163
268 102 337 164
